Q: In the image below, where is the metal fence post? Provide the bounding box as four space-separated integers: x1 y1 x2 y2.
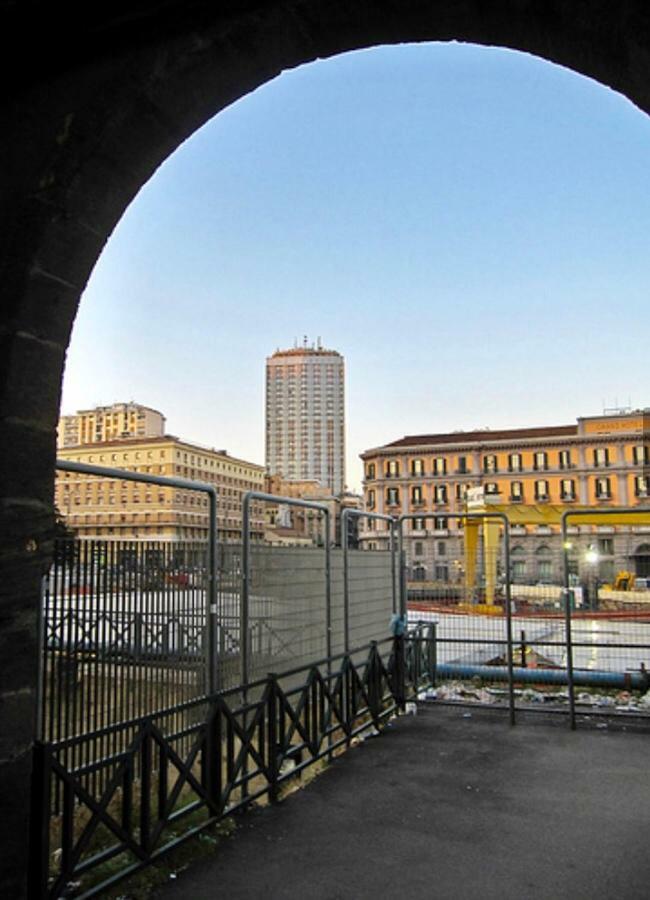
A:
208 488 219 695
342 510 351 654
562 515 577 730
393 634 406 709
397 521 407 619
28 741 51 900
241 495 252 691
267 673 279 804
502 516 516 726
428 621 437 686
324 506 332 664
390 519 397 615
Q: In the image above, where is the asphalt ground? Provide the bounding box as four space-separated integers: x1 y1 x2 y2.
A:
156 705 650 900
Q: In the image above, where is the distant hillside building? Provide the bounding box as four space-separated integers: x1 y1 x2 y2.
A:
57 402 165 448
265 339 345 495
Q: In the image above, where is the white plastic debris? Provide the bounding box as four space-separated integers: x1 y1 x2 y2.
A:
405 702 417 716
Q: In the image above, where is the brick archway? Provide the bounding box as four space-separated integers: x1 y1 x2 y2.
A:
3 1 650 893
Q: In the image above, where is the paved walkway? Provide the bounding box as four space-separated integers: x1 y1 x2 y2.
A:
157 706 650 900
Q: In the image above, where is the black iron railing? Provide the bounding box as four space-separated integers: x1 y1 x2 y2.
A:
29 635 424 900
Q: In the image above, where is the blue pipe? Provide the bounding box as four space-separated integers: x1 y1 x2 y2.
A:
436 663 649 691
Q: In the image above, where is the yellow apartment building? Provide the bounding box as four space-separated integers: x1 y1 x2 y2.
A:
56 436 265 544
360 409 650 584
57 402 166 448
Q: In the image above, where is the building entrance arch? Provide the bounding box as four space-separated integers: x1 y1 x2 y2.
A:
4 1 650 893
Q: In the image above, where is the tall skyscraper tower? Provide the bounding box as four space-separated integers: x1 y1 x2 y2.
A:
265 339 345 495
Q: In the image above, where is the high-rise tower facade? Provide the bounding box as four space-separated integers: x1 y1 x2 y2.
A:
265 340 345 495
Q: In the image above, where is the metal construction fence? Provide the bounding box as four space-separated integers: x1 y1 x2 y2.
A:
40 465 399 785
402 508 650 726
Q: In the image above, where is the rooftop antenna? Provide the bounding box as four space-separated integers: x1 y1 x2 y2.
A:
303 334 308 348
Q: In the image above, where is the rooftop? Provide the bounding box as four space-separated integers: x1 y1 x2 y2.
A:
381 424 578 450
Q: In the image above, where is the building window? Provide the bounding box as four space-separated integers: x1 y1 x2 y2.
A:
595 476 611 500
435 564 449 581
386 460 400 478
437 541 446 555
598 538 614 555
483 455 498 474
512 561 526 580
508 453 523 472
386 487 400 507
411 459 424 476
558 450 572 469
434 485 448 505
634 475 648 498
457 456 468 474
533 451 548 471
366 463 376 479
560 479 576 501
434 516 447 530
434 457 447 476
367 489 376 510
411 486 424 505
538 560 553 581
485 482 499 495
510 482 523 502
593 447 609 468
633 445 649 466
455 483 466 501
414 541 423 557
534 480 549 501
412 517 425 531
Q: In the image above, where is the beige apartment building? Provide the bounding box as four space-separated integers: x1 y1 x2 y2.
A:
361 409 650 584
56 436 265 543
263 474 362 545
57 402 166 448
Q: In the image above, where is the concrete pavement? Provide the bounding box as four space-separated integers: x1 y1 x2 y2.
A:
156 705 650 900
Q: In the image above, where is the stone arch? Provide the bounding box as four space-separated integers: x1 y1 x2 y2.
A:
4 1 650 892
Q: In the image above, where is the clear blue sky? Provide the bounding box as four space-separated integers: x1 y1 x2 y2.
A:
61 42 650 491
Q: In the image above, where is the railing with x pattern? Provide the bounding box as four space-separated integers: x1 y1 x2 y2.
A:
29 635 418 900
